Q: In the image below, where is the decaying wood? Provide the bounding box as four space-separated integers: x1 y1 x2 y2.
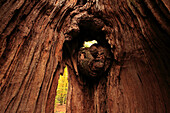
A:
77 44 112 78
0 0 169 113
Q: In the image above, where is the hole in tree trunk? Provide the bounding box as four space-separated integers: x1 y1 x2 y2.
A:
60 16 114 112
62 16 114 84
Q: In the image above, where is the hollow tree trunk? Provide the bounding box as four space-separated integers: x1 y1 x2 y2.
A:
0 0 169 113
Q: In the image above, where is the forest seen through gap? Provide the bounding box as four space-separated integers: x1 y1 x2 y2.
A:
54 66 68 113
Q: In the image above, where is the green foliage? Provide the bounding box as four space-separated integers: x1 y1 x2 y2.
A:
55 66 68 105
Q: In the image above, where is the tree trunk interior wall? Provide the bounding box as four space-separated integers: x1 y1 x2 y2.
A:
0 0 169 113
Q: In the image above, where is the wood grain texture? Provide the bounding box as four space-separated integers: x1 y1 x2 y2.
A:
0 0 169 113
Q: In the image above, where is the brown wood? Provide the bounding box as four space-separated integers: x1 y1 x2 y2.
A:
0 0 169 113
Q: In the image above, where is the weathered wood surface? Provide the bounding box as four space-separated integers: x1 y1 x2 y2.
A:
0 0 169 113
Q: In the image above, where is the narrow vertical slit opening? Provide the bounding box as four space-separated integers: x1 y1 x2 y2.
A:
54 66 68 113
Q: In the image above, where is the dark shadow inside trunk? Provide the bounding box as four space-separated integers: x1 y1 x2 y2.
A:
61 19 115 112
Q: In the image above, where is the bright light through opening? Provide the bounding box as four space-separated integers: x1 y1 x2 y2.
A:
83 40 98 48
55 66 68 113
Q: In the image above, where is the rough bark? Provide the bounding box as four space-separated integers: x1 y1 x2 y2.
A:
0 0 169 113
